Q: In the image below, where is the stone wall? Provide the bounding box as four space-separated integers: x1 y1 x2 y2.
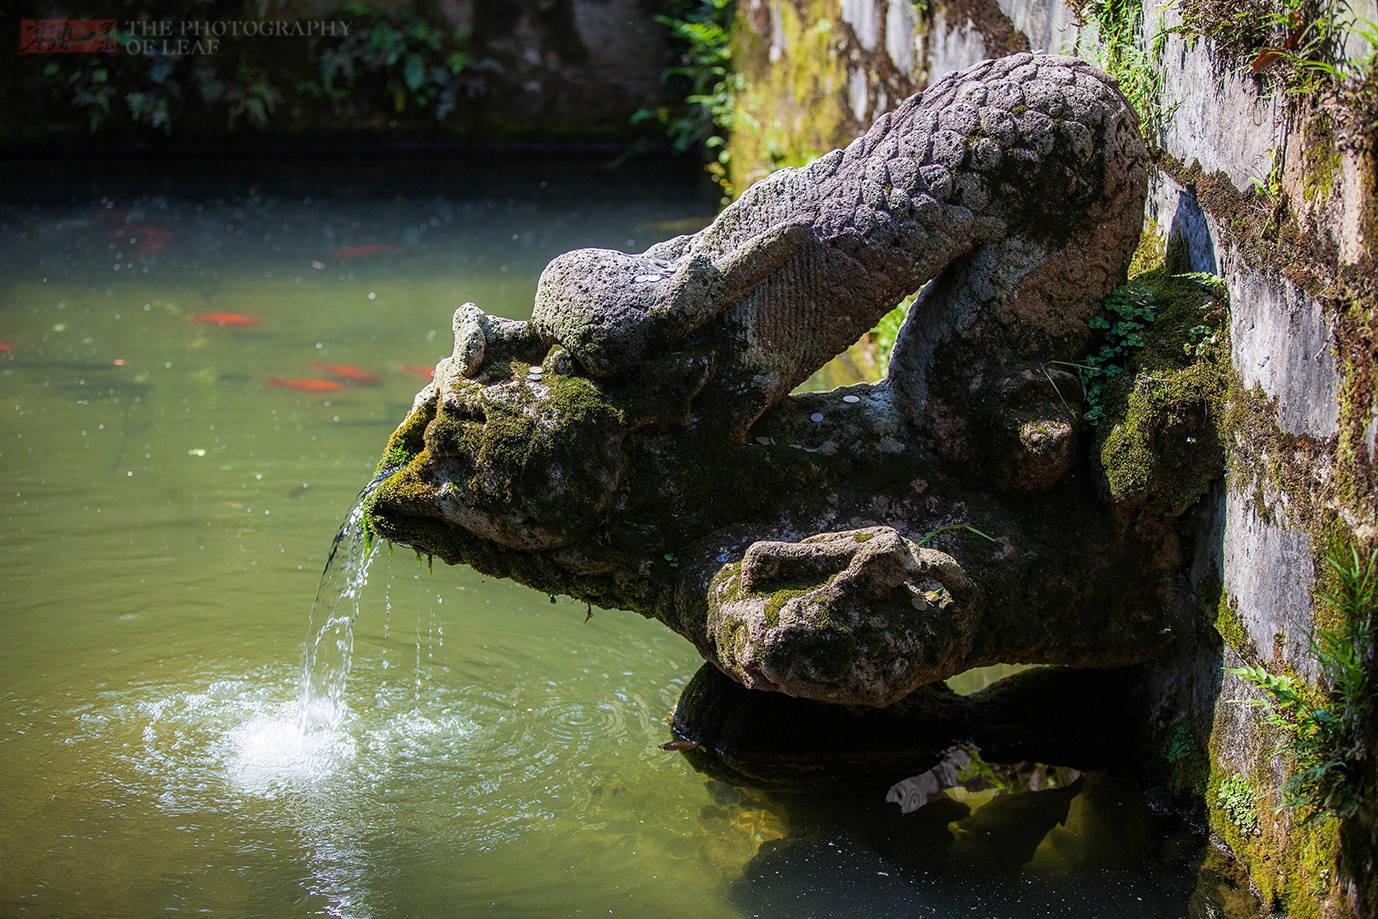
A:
728 1 1377 916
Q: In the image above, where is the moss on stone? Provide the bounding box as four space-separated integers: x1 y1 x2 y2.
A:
1208 763 1347 919
374 393 436 474
1215 592 1250 655
1129 220 1167 276
432 368 625 508
1098 365 1224 514
1203 665 1353 919
728 0 852 190
1300 115 1342 208
763 586 810 626
1163 160 1374 558
1159 720 1211 800
1091 265 1229 515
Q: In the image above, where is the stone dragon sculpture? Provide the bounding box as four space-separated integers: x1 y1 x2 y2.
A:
365 54 1189 740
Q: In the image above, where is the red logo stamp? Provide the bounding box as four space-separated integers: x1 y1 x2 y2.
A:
18 19 116 53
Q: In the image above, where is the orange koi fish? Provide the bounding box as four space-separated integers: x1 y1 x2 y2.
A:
0 342 13 353
191 313 262 327
331 244 395 259
400 364 436 380
309 362 381 385
265 377 345 393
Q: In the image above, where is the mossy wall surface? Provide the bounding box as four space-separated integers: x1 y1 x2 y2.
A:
728 0 1376 915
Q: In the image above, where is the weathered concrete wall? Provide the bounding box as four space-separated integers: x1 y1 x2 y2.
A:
729 1 1376 916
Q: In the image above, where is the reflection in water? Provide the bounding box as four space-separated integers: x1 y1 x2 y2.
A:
729 772 1212 918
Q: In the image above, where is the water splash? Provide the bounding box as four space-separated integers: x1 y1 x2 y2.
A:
297 481 384 732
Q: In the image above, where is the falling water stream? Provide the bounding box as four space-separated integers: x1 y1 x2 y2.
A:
0 156 1253 918
297 486 382 732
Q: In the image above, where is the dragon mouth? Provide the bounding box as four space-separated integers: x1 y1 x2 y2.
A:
369 358 631 554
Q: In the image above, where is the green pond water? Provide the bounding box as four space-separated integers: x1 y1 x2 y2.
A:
1 156 1234 918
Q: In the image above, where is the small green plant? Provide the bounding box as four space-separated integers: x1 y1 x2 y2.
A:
1176 0 1377 110
314 3 479 118
1073 0 1175 146
634 0 739 196
1183 323 1220 360
1173 273 1228 359
1216 773 1261 834
1050 271 1226 426
1052 280 1157 426
1227 542 1376 824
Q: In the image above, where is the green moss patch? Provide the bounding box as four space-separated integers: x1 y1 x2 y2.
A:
1088 266 1230 515
374 392 437 474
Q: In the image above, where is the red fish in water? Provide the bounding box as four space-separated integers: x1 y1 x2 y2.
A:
129 224 173 258
310 362 381 385
265 377 345 393
331 244 395 259
105 220 173 258
400 364 436 380
192 313 262 327
0 342 13 353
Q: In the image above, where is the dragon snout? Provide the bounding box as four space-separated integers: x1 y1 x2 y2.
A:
425 357 631 551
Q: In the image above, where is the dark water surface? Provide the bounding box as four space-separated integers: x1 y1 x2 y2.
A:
1 154 1226 917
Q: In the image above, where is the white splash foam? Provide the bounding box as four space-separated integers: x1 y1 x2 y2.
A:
225 701 357 796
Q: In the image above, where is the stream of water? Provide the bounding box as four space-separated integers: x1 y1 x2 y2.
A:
298 486 382 732
0 154 1246 918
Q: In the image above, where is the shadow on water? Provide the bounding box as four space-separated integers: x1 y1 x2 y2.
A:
671 659 1262 919
723 771 1206 919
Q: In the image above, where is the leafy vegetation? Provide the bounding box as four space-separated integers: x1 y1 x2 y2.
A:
1228 542 1376 824
38 12 285 133
1053 270 1226 429
311 3 480 118
1176 0 1372 79
1217 773 1261 834
1174 0 1378 137
1051 280 1156 427
868 294 914 377
634 0 739 195
33 0 480 134
1072 0 1175 146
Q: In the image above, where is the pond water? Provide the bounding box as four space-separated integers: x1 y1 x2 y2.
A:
1 155 1233 918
